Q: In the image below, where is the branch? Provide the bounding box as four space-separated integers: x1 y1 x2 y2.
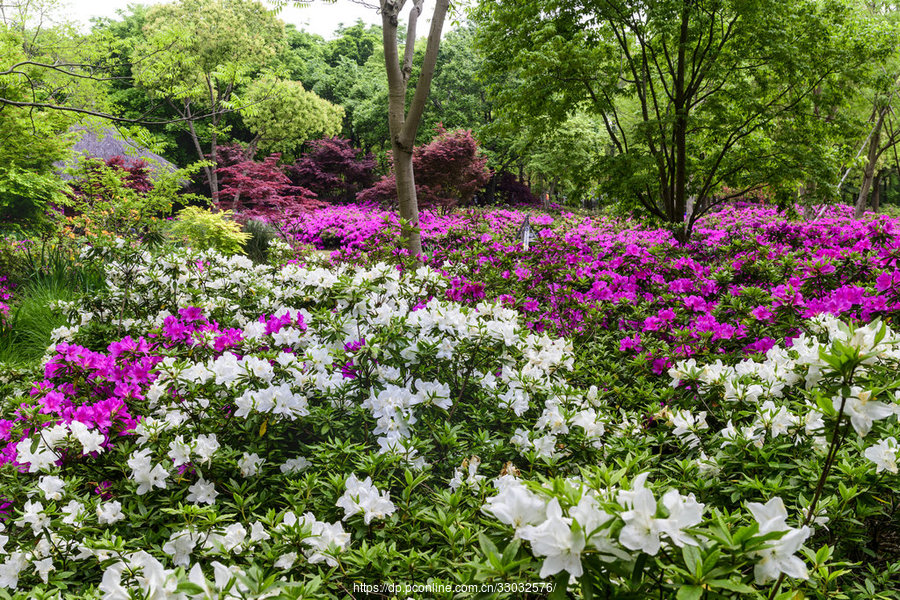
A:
696 73 833 202
398 0 449 147
0 60 122 81
0 97 233 125
401 0 422 84
582 78 624 153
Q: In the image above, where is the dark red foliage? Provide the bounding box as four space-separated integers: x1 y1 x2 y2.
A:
70 156 154 197
104 156 153 193
357 126 491 211
287 137 375 204
214 144 249 169
494 172 539 206
216 153 327 221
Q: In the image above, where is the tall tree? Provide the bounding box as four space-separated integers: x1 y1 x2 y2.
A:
474 0 882 240
282 0 451 254
378 0 451 257
133 0 285 199
849 2 900 218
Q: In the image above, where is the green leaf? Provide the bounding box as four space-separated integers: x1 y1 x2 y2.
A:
549 572 569 600
682 545 702 576
632 553 648 584
175 582 206 594
676 585 704 600
708 579 755 593
478 532 499 558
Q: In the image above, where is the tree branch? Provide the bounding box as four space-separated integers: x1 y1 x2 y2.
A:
398 0 449 147
401 0 422 84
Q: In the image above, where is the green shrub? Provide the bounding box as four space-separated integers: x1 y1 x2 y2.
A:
242 218 279 264
61 157 206 244
167 206 250 255
0 237 29 287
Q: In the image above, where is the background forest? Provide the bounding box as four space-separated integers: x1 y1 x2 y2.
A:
5 0 900 232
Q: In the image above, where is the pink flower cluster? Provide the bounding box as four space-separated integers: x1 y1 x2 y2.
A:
278 202 900 365
1 337 156 468
160 306 245 353
0 276 11 325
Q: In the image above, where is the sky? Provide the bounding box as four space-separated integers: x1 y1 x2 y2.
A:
62 0 442 39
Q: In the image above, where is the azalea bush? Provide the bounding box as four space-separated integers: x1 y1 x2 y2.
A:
285 203 900 369
0 235 898 598
0 276 11 326
1 198 900 598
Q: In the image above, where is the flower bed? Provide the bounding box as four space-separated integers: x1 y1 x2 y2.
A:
0 243 898 597
285 203 900 369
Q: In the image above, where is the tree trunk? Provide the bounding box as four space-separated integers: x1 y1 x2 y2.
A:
672 3 691 231
380 0 449 260
855 107 887 218
872 170 883 212
392 144 422 256
209 132 219 201
185 108 219 202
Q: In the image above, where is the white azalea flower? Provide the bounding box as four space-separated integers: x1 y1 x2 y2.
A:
337 474 396 524
37 475 65 501
280 456 311 474
127 449 169 495
864 437 898 474
618 476 665 555
518 499 585 578
162 530 200 567
187 478 218 505
747 497 811 584
97 501 125 525
237 453 264 477
835 388 895 437
482 479 547 531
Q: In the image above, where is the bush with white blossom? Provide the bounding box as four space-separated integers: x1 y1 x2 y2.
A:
0 242 899 598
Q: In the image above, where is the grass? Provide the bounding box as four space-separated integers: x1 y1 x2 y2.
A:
0 242 105 365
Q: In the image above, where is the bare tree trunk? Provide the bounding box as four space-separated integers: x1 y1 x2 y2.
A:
685 195 696 222
184 104 219 201
380 0 449 259
872 170 883 212
855 107 887 218
672 3 690 231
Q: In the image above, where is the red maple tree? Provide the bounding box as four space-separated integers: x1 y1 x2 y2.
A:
287 137 375 204
216 150 326 221
357 126 491 212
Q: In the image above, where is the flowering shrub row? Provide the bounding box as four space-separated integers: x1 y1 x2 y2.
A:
285 203 900 370
0 242 898 597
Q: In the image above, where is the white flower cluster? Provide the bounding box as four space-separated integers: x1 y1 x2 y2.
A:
483 473 809 585
118 254 578 474
668 316 900 467
510 387 609 461
337 474 396 525
280 510 350 567
15 421 105 473
747 498 811 584
99 550 255 600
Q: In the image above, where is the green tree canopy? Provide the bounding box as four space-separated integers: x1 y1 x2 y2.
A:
243 75 344 160
132 0 286 196
473 0 889 238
